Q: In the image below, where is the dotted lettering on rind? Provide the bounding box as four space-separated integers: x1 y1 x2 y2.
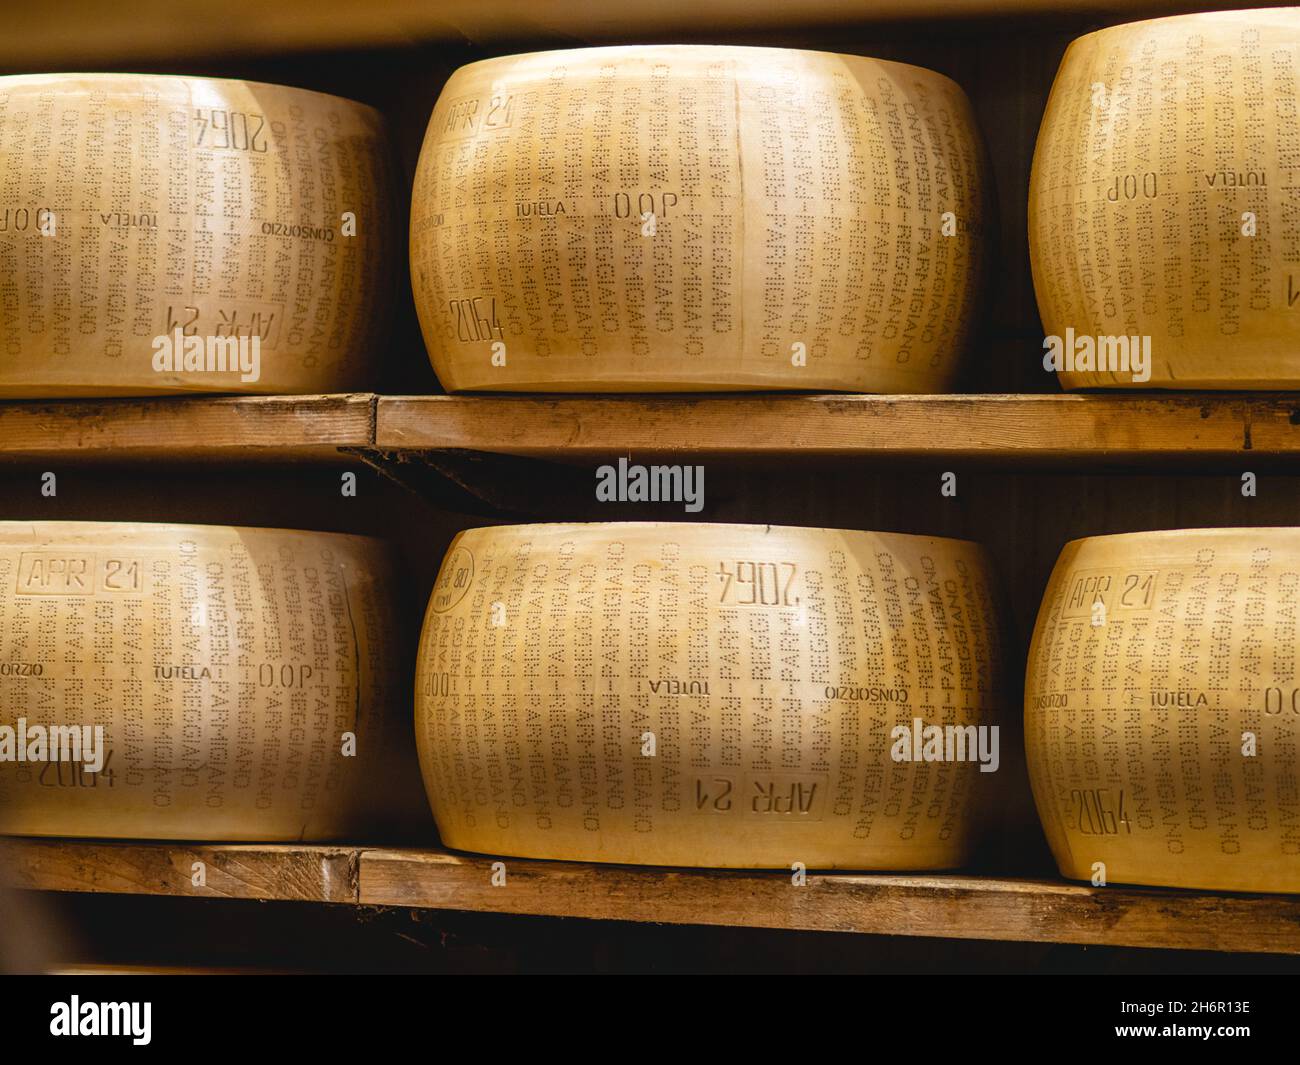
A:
1030 13 1300 388
414 525 1007 868
0 75 392 396
1025 531 1300 891
0 524 400 840
411 47 987 393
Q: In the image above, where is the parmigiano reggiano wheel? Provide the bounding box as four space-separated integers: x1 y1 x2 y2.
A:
1030 10 1300 389
411 46 988 394
0 75 392 398
1026 528 1300 892
416 522 1008 869
0 522 407 841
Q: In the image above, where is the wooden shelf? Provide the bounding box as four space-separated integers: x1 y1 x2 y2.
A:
2 392 1300 467
0 838 357 902
377 393 1300 464
0 393 375 464
4 838 1298 954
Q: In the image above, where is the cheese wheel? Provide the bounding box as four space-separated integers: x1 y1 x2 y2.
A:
1026 528 1300 892
0 75 392 398
415 522 1008 869
411 46 988 394
0 522 406 840
1030 10 1300 389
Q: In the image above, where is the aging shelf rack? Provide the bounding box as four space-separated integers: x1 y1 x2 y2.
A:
3 0 1299 979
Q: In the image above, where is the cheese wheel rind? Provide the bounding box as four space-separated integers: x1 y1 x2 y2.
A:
1025 527 1300 892
416 522 1008 869
412 46 988 394
1030 10 1300 389
0 522 408 841
0 74 393 397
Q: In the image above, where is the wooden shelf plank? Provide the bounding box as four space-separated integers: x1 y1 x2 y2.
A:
0 838 358 903
0 393 375 464
356 848 1300 954
377 393 1300 463
2 392 1296 466
6 837 1296 951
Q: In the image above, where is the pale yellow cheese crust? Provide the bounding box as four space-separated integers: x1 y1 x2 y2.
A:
0 522 406 840
1030 10 1300 389
417 522 1008 869
0 74 393 397
413 46 988 393
1026 527 1300 891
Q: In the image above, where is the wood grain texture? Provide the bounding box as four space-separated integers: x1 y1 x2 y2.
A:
0 393 375 463
377 393 1300 460
6 838 1295 952
8 393 1298 464
358 847 1300 953
0 839 358 902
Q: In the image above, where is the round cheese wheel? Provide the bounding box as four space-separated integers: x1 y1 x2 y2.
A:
411 46 988 394
1030 10 1300 389
1026 528 1300 892
416 522 1008 869
0 75 392 398
0 522 406 840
